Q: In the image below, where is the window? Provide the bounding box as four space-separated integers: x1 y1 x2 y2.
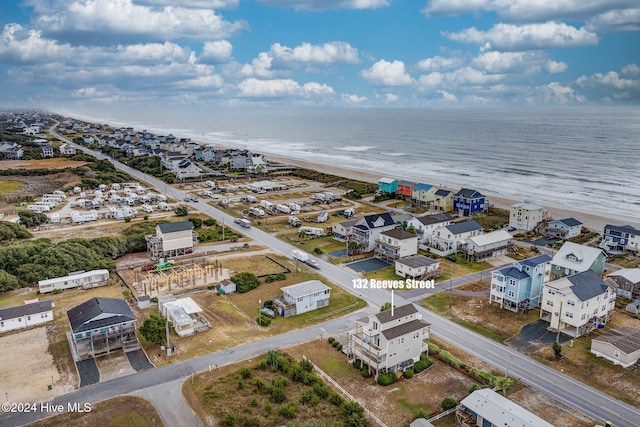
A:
565 312 574 318
18 318 22 322
546 300 554 306
602 305 606 311
507 290 515 298
0 322 3 327
567 300 575 306
614 350 620 359
27 316 31 321
373 322 378 330
581 314 586 320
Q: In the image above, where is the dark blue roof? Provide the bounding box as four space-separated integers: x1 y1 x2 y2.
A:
567 271 608 301
557 218 583 227
416 213 453 226
435 189 451 196
519 254 552 267
496 267 530 280
158 220 194 234
67 297 135 333
445 220 483 234
454 188 484 199
0 300 52 320
605 224 640 234
361 212 395 229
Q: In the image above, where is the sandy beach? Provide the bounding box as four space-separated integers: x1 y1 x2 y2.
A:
265 153 640 233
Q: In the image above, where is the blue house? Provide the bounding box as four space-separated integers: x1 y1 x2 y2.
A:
600 224 640 255
378 177 398 194
453 188 486 216
489 254 552 312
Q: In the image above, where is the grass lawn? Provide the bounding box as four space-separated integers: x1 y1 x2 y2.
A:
438 257 492 277
225 254 289 277
472 207 510 230
27 396 164 427
0 179 25 195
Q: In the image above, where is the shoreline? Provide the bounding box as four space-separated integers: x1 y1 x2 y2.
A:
264 153 639 233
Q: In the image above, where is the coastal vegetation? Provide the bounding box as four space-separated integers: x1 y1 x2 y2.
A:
290 167 377 195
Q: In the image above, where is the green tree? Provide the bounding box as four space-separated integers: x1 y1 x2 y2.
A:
174 206 188 216
139 314 167 345
342 401 365 427
380 302 395 312
17 211 48 227
441 396 458 410
231 271 261 293
552 342 562 360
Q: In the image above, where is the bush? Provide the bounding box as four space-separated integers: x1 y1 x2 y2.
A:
327 337 335 344
342 401 365 427
203 218 217 226
188 217 203 228
256 316 271 327
413 358 433 373
313 382 329 399
232 272 261 293
428 342 440 355
376 372 397 386
222 413 236 426
275 272 286 280
441 397 458 410
468 383 482 393
269 386 286 403
439 350 462 369
278 402 297 419
336 343 343 351
240 367 252 379
313 247 323 254
412 409 429 421
352 359 362 370
360 369 371 378
332 340 339 347
403 369 414 378
328 392 344 406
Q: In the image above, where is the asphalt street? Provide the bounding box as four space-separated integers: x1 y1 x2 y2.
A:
2 127 637 427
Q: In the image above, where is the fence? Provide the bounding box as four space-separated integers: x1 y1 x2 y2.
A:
304 355 388 427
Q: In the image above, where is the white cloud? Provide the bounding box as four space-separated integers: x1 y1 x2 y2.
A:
416 55 466 72
27 0 248 43
341 93 368 103
576 65 640 100
201 40 233 64
0 24 73 63
136 0 239 8
423 0 639 23
539 82 586 103
437 90 458 102
258 0 389 11
239 52 275 78
359 60 413 86
445 22 599 51
472 51 567 74
586 8 640 33
270 41 359 66
176 75 225 89
236 77 336 99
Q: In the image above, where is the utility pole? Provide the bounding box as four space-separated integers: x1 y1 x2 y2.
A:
449 262 454 308
165 314 171 356
556 299 563 344
504 354 513 396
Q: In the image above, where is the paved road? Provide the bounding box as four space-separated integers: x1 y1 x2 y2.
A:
4 126 637 427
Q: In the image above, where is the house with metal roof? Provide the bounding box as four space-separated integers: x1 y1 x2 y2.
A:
407 213 453 243
395 255 441 279
490 254 552 312
273 280 331 317
377 177 398 194
397 180 416 198
411 183 436 206
67 297 139 361
606 268 640 300
0 300 53 334
540 270 616 338
352 213 397 252
550 242 606 279
376 228 418 261
466 229 513 261
347 303 430 379
457 388 553 427
432 188 453 212
600 224 640 255
591 327 640 368
509 201 545 232
429 220 484 256
453 188 487 217
158 295 210 337
145 220 199 260
547 218 583 239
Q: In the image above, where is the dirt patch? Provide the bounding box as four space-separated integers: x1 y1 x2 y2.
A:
0 172 82 209
94 353 137 382
0 327 73 404
0 159 88 170
510 387 595 427
26 395 165 427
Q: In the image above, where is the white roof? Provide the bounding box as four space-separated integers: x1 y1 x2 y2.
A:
165 304 194 327
552 242 604 272
167 297 202 315
281 280 330 298
378 177 396 183
460 389 553 427
608 268 640 284
467 229 512 247
38 269 109 286
511 201 544 211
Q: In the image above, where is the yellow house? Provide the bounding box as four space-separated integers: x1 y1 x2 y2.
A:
411 183 438 206
432 189 453 212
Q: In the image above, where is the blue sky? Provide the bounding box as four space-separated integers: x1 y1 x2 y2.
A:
0 0 639 108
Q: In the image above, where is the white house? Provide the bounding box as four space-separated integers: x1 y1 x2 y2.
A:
146 220 199 260
509 201 544 232
218 279 236 294
395 255 440 279
351 213 397 252
158 295 209 337
606 268 640 300
375 228 418 260
273 280 331 317
331 218 358 241
59 143 77 155
38 269 110 293
347 303 430 379
465 229 513 261
407 213 453 244
591 327 640 368
176 160 202 179
547 218 583 239
41 145 54 157
540 270 616 338
0 300 53 334
457 388 553 427
429 220 483 256
550 241 606 278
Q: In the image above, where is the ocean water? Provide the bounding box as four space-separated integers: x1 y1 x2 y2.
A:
63 107 640 219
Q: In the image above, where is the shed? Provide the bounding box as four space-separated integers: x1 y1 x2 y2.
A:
219 279 236 294
626 300 640 316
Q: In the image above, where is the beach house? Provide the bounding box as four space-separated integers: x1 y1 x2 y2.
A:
457 388 553 427
407 213 453 244
347 304 430 379
377 177 398 194
395 255 440 279
453 188 486 216
540 270 616 338
432 188 453 212
411 183 436 206
600 224 640 255
272 280 331 317
550 242 606 279
0 300 53 334
547 218 583 239
396 180 416 199
429 220 484 256
605 268 640 300
158 295 210 337
590 327 640 368
351 213 397 252
146 220 199 260
465 229 513 261
490 254 552 312
375 228 418 261
509 201 544 232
